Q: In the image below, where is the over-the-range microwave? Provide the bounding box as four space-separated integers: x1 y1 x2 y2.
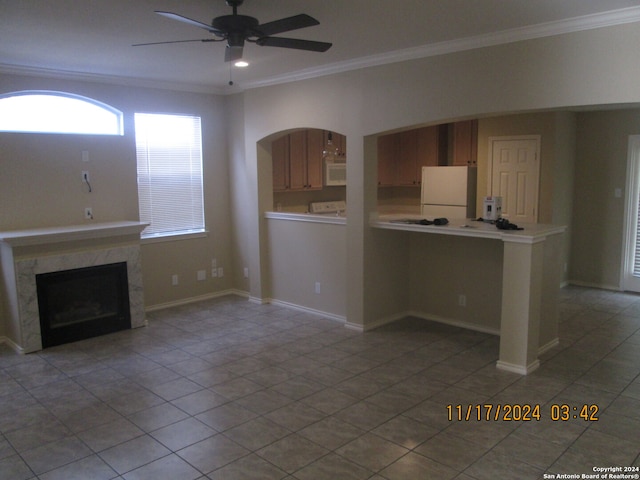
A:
325 162 346 186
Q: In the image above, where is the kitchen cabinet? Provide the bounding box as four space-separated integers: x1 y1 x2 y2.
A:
377 125 446 186
272 130 323 192
272 135 290 192
377 133 398 186
418 125 448 169
396 129 419 186
451 119 478 166
304 129 324 189
288 130 308 190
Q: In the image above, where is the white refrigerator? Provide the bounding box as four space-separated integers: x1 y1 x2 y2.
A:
421 166 477 219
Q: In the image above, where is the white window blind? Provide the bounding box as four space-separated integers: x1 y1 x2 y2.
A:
135 113 205 238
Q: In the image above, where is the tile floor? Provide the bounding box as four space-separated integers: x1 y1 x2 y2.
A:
0 285 639 479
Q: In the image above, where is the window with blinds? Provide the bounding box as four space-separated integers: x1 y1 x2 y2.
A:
134 113 205 239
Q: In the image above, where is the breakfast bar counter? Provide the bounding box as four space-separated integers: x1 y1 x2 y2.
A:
372 215 567 375
371 215 565 243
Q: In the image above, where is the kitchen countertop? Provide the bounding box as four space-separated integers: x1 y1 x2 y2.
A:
264 211 346 225
264 211 565 242
371 214 566 243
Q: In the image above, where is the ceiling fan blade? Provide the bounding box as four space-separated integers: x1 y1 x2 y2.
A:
133 39 218 47
255 14 319 37
256 37 332 52
155 11 223 35
225 45 244 62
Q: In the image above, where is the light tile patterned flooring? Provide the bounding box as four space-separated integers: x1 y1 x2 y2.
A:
1 285 639 479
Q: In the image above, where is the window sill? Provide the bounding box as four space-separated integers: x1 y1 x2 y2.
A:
141 230 208 245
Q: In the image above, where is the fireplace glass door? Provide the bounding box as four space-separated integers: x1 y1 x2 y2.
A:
36 262 131 348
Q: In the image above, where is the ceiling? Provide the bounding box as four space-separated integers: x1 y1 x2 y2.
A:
2 0 640 93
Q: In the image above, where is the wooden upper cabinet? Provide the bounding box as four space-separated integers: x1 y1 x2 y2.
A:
305 129 324 190
272 135 289 192
451 119 478 166
396 129 419 186
377 125 447 186
288 130 308 190
377 134 398 186
272 129 325 192
417 125 447 169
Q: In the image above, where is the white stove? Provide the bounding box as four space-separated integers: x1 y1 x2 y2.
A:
309 200 346 215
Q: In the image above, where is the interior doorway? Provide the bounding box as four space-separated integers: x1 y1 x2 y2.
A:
622 135 640 292
487 136 541 223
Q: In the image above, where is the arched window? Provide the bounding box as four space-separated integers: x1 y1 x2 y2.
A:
0 90 123 135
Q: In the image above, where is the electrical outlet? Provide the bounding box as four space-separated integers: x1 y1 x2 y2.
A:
243 267 249 278
82 171 90 182
171 274 179 286
197 270 206 281
458 294 466 307
84 207 93 219
211 268 217 278
212 258 217 268
217 267 224 278
315 282 321 294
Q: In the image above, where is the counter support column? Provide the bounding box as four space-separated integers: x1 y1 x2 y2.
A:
497 238 545 374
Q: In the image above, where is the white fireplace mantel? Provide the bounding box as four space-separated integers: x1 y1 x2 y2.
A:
0 221 148 353
0 221 148 248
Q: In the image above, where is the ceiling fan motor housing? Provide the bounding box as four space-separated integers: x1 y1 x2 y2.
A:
212 14 260 44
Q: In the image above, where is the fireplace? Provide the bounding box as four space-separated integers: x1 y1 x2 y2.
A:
36 262 132 348
0 221 148 353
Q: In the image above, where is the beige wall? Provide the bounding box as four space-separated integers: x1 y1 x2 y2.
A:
265 219 346 318
571 109 640 289
234 21 640 328
0 74 233 315
409 234 503 332
3 20 640 338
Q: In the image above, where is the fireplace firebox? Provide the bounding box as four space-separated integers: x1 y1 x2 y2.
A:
36 262 131 348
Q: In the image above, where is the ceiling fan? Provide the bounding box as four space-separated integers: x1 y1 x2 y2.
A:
134 0 332 63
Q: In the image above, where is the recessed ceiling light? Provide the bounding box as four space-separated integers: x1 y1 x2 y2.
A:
234 60 249 68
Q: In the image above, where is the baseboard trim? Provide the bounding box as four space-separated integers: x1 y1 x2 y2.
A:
538 337 560 355
344 322 364 332
145 289 248 312
567 280 622 292
496 359 540 375
355 312 409 332
407 311 501 336
268 298 346 324
0 336 25 354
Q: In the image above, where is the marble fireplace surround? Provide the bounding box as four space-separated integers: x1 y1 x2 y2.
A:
0 222 148 353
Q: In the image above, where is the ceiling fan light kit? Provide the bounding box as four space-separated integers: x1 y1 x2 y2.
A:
135 0 332 65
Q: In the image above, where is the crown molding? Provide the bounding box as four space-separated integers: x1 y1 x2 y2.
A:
242 5 640 90
0 63 225 95
2 6 640 94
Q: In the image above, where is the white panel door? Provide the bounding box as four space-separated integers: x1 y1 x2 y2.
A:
488 136 540 223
